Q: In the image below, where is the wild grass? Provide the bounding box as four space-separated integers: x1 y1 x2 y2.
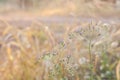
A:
0 20 119 80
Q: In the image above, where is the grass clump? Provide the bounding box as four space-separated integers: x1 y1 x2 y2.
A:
0 21 119 80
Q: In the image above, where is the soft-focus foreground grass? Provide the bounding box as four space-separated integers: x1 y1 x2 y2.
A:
0 20 119 80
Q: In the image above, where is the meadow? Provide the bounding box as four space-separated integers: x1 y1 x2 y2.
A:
0 19 119 80
0 0 120 80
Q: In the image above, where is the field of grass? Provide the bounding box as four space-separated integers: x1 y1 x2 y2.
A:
0 0 120 80
0 19 119 80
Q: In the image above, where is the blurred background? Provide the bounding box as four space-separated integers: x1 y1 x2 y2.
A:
0 0 120 17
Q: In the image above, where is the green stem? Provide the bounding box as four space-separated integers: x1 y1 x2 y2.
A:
89 41 92 65
88 41 94 80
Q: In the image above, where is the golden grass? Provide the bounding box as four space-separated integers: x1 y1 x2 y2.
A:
0 20 52 80
116 60 120 80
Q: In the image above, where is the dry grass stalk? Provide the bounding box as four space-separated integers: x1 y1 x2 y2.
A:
116 60 120 80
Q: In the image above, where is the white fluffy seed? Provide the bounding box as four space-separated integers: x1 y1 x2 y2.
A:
111 41 119 48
